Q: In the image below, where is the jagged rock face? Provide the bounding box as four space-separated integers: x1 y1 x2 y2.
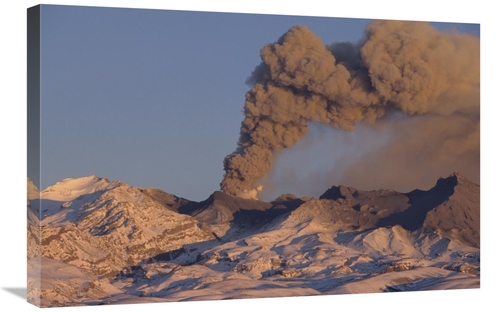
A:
422 174 480 247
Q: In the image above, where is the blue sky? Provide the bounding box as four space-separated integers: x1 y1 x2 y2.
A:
37 4 479 201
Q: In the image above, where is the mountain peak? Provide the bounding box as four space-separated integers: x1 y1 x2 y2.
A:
27 177 40 200
272 193 298 202
319 185 359 201
433 172 476 191
41 175 122 201
450 171 476 184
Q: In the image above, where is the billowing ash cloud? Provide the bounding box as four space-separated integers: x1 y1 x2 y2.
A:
221 20 479 198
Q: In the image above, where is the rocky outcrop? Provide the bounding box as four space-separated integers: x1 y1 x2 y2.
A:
445 262 478 275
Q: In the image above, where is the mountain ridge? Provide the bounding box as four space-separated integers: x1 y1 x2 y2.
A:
27 172 480 307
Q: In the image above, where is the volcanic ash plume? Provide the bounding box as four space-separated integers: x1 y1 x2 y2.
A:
221 20 479 198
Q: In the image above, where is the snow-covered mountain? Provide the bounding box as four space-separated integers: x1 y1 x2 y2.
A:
27 173 480 307
27 176 215 306
27 177 39 200
27 178 40 225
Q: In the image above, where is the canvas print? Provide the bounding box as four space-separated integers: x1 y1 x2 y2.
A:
27 4 480 308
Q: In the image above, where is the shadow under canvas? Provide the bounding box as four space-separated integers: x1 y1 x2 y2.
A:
2 287 26 300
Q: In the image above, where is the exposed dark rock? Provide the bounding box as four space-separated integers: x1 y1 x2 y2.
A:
139 188 192 212
382 260 417 273
445 262 477 275
315 173 479 247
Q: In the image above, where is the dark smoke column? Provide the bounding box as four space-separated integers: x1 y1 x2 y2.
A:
221 21 479 198
220 25 382 198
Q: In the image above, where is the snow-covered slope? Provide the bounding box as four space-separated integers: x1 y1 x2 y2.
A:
34 175 123 218
41 175 121 200
28 173 480 307
27 176 218 306
27 178 40 220
27 177 39 200
39 181 215 271
28 256 123 307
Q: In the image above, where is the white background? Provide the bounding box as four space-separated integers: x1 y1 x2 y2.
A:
0 1 497 311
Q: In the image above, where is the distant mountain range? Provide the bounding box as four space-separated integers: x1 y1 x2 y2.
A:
27 173 480 307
